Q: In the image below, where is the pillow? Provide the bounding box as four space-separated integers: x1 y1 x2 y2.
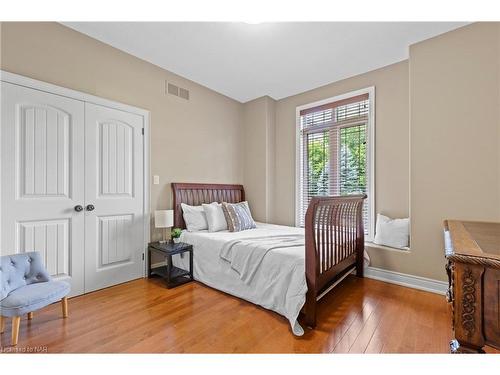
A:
373 214 409 249
202 203 228 232
221 201 256 232
181 203 211 232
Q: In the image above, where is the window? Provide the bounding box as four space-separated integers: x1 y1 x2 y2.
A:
296 88 375 240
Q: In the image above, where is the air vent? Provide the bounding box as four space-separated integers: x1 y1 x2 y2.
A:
166 81 189 100
179 87 190 100
167 82 179 96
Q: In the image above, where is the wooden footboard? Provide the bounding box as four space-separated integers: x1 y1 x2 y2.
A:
304 194 367 328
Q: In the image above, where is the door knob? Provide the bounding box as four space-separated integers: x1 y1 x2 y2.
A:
86 204 95 211
74 205 83 212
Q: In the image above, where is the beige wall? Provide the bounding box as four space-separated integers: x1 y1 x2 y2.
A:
408 22 500 280
498 25 500 217
273 61 411 269
241 96 276 222
3 22 499 281
0 22 244 242
270 23 500 281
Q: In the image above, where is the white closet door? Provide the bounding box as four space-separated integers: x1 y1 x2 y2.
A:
0 82 85 296
84 103 144 292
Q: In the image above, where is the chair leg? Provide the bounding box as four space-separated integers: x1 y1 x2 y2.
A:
61 297 68 318
27 312 34 320
11 316 21 346
0 316 4 334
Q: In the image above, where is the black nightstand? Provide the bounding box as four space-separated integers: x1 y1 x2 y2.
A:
148 241 193 288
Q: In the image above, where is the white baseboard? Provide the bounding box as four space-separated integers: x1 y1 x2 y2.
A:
364 266 448 295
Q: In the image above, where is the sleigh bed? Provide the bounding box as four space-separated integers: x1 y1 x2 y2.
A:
171 182 366 333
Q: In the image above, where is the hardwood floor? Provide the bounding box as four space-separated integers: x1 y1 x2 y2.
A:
0 276 497 353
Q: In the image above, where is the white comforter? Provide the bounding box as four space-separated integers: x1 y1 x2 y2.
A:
220 235 305 284
173 223 308 335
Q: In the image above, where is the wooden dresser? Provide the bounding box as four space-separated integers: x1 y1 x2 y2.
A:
444 220 500 353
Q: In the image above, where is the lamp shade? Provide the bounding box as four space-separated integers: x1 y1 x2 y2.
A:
154 210 173 228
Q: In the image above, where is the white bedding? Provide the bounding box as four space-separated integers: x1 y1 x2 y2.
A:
173 222 308 335
172 222 370 336
220 234 305 284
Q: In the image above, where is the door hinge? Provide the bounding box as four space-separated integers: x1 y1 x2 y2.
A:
141 128 144 135
142 253 145 261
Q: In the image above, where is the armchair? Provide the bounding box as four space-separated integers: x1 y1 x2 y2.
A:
0 251 70 345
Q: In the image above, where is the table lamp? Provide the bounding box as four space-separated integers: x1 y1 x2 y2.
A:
155 209 174 243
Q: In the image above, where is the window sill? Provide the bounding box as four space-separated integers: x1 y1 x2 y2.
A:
365 241 410 253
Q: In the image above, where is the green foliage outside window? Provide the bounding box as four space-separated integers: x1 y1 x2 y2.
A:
307 124 366 198
340 125 367 195
307 132 329 197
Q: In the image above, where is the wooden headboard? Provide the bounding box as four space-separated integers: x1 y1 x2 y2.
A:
171 183 245 229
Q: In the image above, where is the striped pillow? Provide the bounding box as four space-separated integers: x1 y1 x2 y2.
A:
222 201 256 232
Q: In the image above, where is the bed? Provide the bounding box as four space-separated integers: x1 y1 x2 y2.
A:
171 182 366 335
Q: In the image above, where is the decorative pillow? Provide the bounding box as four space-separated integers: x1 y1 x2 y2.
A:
373 214 410 249
221 201 256 232
202 203 228 232
181 203 211 232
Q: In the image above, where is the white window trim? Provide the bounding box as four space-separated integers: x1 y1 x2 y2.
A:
295 86 376 241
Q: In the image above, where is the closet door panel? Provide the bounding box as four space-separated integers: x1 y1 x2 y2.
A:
1 82 85 296
84 102 144 293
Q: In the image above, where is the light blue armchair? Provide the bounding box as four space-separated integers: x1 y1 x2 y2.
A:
0 251 70 345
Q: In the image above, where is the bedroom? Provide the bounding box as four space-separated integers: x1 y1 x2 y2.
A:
1 0 499 372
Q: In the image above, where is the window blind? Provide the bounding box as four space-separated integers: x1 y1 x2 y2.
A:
298 94 370 232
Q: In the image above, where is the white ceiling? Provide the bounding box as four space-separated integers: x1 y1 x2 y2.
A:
63 22 467 103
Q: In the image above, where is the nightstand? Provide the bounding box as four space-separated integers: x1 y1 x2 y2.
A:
148 241 193 288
